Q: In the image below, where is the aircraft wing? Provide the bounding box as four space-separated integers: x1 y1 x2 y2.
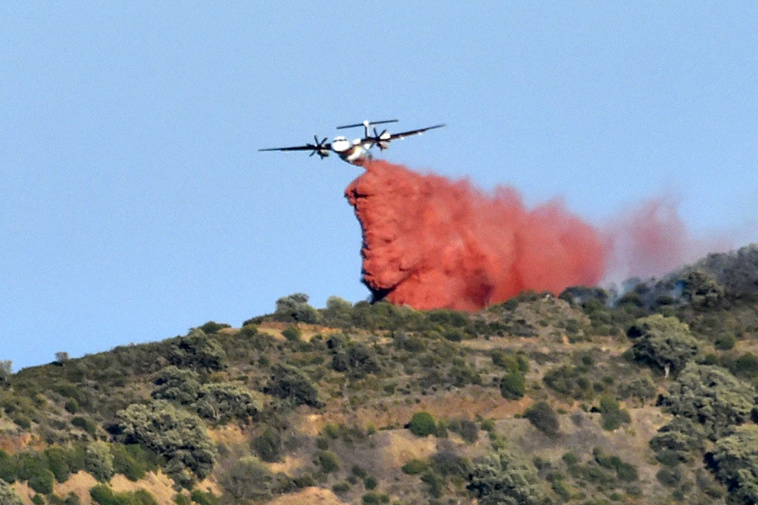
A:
386 123 446 141
259 136 332 158
258 145 325 152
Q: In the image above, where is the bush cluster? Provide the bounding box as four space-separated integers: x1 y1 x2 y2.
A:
117 400 217 483
523 401 560 437
659 363 753 440
407 412 438 437
468 450 546 505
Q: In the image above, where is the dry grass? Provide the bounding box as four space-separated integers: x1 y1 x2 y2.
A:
265 486 347 505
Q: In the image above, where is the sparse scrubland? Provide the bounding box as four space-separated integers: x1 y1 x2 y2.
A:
2 245 758 505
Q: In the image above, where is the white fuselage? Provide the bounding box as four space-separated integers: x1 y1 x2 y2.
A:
331 136 373 166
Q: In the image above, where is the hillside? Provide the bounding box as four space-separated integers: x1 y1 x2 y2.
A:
2 244 758 505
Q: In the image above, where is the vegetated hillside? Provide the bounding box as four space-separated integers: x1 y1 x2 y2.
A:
1 244 758 505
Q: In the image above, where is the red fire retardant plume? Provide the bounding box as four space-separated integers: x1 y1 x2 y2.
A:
345 160 607 311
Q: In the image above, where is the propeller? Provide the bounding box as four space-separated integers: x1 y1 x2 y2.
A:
306 135 330 159
369 127 392 150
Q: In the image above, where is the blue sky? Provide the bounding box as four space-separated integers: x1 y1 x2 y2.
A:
2 3 757 371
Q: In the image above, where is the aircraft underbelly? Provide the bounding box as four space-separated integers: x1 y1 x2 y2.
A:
341 146 372 165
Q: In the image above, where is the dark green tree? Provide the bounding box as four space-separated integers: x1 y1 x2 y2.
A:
167 330 226 371
273 293 320 324
263 364 323 407
627 314 700 377
151 366 200 404
117 400 217 481
682 269 724 308
195 383 261 423
323 296 353 327
467 450 548 505
708 424 758 504
660 363 753 440
649 417 705 463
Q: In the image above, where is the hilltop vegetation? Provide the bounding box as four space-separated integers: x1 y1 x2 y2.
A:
1 244 758 505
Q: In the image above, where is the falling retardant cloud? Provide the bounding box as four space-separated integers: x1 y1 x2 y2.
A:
345 161 732 311
346 160 607 311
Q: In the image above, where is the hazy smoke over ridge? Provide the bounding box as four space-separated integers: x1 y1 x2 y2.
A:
345 161 726 311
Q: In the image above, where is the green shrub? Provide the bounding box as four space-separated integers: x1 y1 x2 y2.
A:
729 352 758 379
281 326 302 342
543 365 592 400
71 416 98 436
593 448 638 482
323 296 353 327
361 492 383 505
28 468 55 495
12 414 31 430
500 372 525 400
656 467 682 488
617 375 656 402
111 444 151 482
15 451 49 483
523 401 560 437
456 419 479 444
491 351 529 373
89 486 159 505
316 450 340 473
332 482 351 494
0 479 24 505
85 442 114 482
89 484 116 505
64 398 79 414
198 321 230 334
251 426 282 463
649 417 705 463
218 456 273 502
45 446 71 483
430 449 471 477
420 472 443 498
408 412 437 437
402 458 429 476
468 451 546 505
263 364 323 407
0 449 17 483
598 394 631 431
714 334 736 351
132 490 159 505
195 383 261 423
364 475 378 490
189 490 219 505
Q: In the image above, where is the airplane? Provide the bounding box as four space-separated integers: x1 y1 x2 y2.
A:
259 119 445 166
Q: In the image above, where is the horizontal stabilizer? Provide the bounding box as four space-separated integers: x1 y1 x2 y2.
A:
337 119 399 130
